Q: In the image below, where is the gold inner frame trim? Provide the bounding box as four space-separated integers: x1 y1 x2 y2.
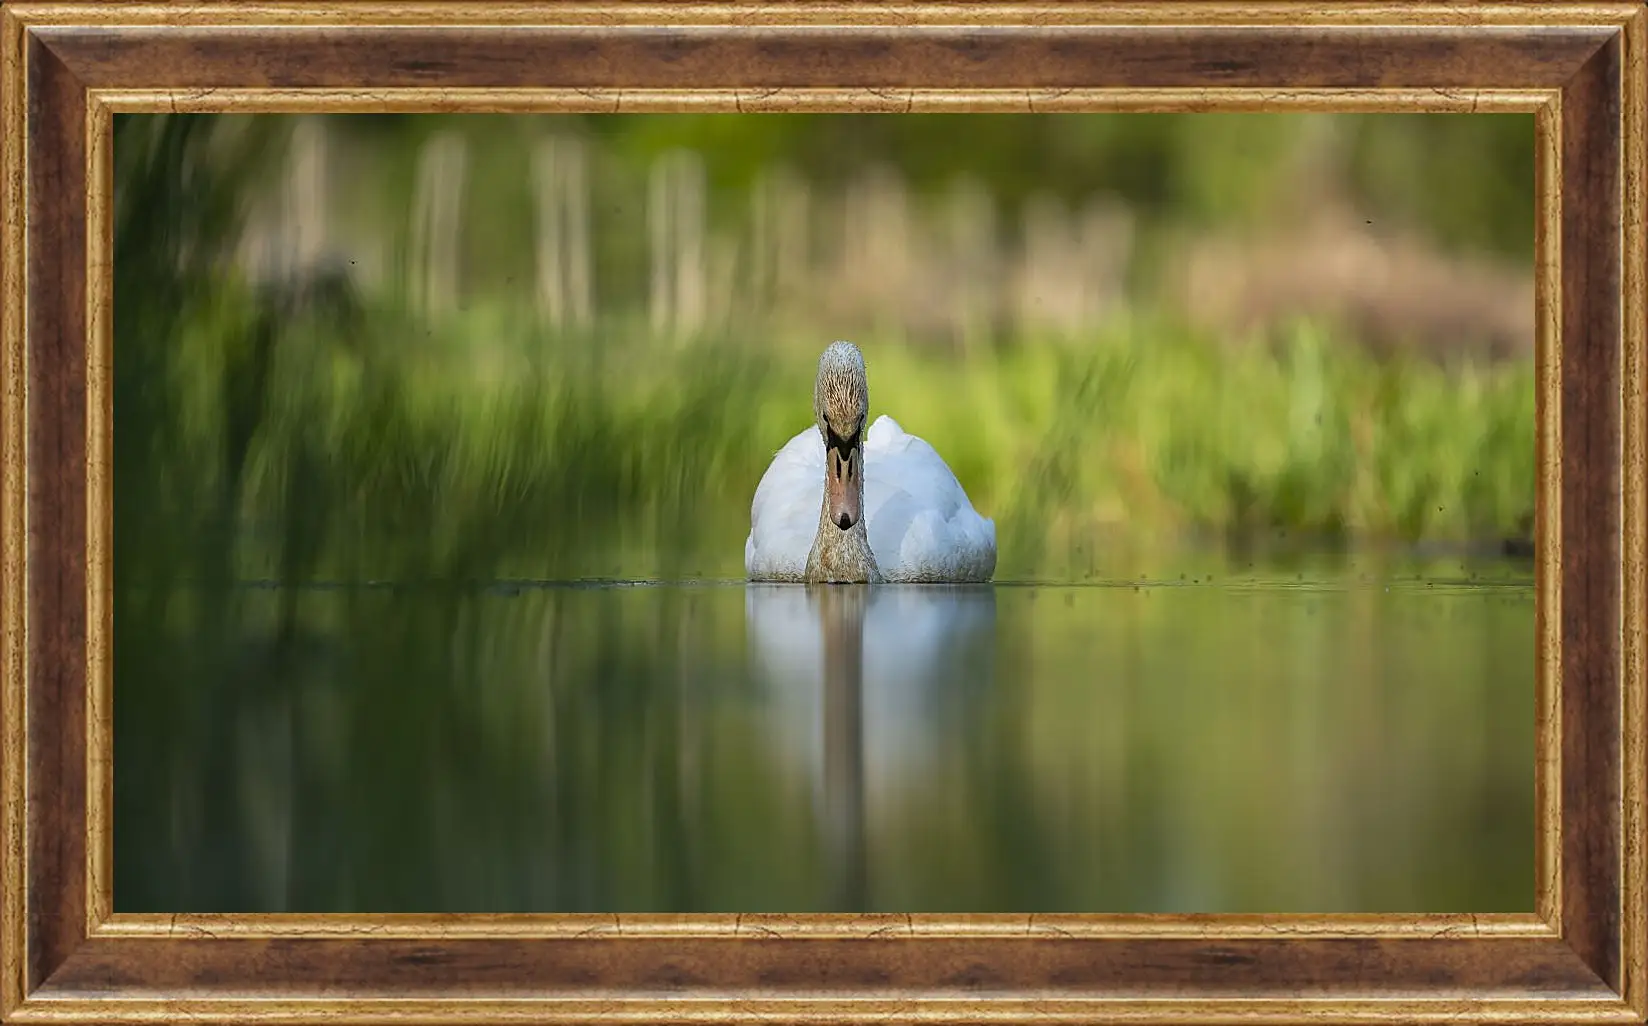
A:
1534 95 1564 935
89 88 1558 115
74 84 1571 945
82 95 110 941
90 911 1557 940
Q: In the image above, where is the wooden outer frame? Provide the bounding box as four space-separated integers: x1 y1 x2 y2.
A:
0 2 1643 1023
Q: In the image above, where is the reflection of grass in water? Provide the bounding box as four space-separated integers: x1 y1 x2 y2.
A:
116 578 1533 913
117 584 835 912
136 287 1533 586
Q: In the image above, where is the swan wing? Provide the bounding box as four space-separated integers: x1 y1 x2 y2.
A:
862 416 998 583
745 427 823 581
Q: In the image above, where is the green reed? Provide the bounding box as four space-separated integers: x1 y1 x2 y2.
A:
125 280 1534 590
111 113 1534 592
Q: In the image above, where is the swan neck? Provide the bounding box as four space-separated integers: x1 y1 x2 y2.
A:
805 470 881 584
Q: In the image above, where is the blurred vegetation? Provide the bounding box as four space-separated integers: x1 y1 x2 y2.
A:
114 112 1536 590
340 111 1534 269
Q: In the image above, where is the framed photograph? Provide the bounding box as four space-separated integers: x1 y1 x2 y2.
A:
2 2 1644 1023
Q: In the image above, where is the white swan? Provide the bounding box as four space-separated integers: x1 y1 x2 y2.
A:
744 341 997 583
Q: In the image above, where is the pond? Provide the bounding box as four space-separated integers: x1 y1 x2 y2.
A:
114 551 1535 914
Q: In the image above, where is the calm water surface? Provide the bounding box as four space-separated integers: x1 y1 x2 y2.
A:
115 556 1534 913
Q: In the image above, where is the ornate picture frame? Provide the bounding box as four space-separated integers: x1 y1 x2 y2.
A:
1 2 1644 1023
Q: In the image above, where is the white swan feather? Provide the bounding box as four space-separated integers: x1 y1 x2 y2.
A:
746 415 997 583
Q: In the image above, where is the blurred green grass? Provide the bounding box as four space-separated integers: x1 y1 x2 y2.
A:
114 113 1536 591
142 280 1534 586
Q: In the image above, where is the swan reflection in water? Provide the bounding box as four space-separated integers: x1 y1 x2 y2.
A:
744 584 997 908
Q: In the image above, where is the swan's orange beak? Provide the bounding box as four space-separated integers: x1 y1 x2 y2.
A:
825 444 862 531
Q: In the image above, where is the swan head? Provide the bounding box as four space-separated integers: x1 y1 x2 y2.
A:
814 341 869 532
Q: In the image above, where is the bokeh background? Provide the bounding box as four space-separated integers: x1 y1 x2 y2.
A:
116 112 1534 587
114 113 1536 914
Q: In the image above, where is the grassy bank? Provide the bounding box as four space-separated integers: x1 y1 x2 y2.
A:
124 279 1535 587
112 113 1536 588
